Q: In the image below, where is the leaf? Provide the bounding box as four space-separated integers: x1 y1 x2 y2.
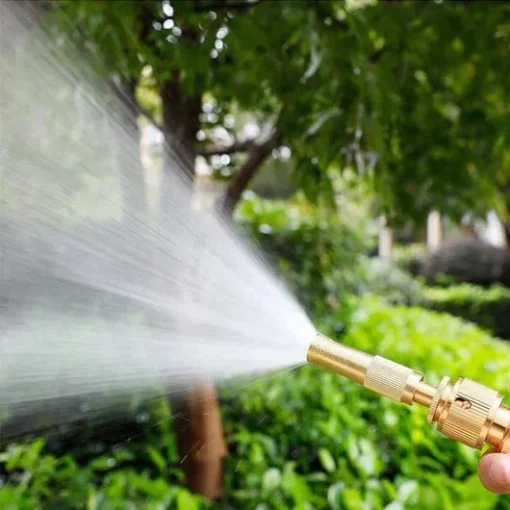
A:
396 480 418 503
147 447 167 474
384 502 404 510
304 108 342 138
457 474 499 510
357 438 379 476
318 448 336 473
302 30 322 82
176 489 199 510
262 468 282 492
327 482 345 509
341 487 364 510
282 462 312 505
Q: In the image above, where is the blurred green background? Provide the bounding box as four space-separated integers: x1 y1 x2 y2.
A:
2 1 510 509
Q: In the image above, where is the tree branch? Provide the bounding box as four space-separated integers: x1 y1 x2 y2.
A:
199 139 254 157
221 131 282 216
193 0 263 13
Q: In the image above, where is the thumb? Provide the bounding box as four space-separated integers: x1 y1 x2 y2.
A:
479 453 510 494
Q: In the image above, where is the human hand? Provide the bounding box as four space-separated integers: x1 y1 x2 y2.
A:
479 452 510 494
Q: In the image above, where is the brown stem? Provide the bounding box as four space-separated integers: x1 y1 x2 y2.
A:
172 383 227 499
221 131 281 216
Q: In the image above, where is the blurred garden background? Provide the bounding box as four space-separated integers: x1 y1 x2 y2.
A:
1 0 510 509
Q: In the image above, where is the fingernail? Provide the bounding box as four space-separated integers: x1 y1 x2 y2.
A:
488 456 510 489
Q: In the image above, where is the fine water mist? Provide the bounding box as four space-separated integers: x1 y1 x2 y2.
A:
0 3 315 437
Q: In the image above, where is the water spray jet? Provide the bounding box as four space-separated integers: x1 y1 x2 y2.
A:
308 333 510 453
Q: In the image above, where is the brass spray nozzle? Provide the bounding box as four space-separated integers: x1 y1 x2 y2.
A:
307 333 510 453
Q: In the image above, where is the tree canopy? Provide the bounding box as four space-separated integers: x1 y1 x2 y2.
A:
49 0 510 223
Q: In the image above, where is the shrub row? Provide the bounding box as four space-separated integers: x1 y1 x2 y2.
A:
363 256 510 340
421 284 510 341
391 244 426 277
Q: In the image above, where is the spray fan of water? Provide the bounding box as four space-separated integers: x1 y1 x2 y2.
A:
0 3 315 438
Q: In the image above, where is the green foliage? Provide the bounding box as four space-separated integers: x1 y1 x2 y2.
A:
3 301 509 509
249 156 297 200
49 1 510 222
422 284 510 341
0 438 208 510
222 299 510 510
364 248 510 340
359 258 424 306
235 193 373 325
392 244 426 277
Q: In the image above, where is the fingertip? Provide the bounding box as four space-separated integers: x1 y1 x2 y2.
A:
479 453 510 494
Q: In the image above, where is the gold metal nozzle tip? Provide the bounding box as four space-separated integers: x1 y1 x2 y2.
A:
307 333 510 453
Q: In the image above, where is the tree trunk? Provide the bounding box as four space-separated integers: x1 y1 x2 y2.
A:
172 383 227 498
160 76 227 500
161 77 202 180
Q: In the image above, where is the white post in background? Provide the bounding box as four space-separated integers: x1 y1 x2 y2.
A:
378 215 394 260
480 211 507 248
427 210 443 252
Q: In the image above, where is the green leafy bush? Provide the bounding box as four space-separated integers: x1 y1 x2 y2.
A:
236 193 372 328
359 258 425 306
222 299 510 510
421 284 510 341
0 429 208 510
392 244 426 277
2 301 509 509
